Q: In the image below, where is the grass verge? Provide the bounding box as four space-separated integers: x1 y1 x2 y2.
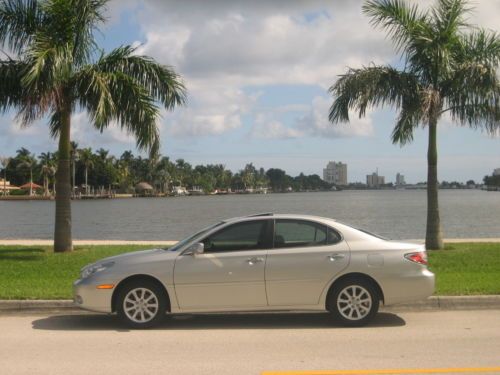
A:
0 243 498 299
429 243 500 295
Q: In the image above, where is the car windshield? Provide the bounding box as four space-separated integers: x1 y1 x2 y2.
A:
164 222 224 251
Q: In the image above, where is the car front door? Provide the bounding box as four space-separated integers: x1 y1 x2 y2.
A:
173 219 271 310
265 219 350 306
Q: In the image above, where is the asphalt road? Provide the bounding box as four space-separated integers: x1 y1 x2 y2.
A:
1 310 499 375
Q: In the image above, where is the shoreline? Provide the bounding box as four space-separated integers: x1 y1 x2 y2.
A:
1 187 498 201
1 238 500 246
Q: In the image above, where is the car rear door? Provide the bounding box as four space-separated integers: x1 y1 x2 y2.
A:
173 219 272 310
265 219 350 306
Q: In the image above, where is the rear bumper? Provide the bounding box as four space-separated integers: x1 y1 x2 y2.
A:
73 278 113 313
382 268 435 305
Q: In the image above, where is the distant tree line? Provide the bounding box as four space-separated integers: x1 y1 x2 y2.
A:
0 145 334 195
483 174 500 188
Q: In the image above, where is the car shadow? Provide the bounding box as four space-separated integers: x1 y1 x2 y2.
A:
32 311 405 332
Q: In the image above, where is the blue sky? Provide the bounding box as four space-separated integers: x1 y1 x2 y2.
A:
1 0 499 183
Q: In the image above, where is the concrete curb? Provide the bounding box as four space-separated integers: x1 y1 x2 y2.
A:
380 295 500 312
1 296 499 314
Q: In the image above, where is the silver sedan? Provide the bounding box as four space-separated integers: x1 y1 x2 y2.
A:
73 213 435 328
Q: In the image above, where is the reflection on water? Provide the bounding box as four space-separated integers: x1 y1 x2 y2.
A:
0 190 499 240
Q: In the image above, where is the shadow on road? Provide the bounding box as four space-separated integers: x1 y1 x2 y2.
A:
32 312 405 332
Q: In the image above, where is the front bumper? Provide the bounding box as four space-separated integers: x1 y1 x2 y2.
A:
73 278 114 313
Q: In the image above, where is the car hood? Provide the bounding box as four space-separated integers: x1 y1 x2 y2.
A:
89 248 177 268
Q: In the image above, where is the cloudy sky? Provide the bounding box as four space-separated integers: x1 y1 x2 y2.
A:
1 0 499 183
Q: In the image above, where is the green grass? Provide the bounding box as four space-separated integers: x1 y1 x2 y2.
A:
428 243 500 295
0 243 498 299
0 245 146 299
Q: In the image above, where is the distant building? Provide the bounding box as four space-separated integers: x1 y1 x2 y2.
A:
493 168 500 176
366 171 385 188
396 173 406 186
0 179 20 195
323 161 347 186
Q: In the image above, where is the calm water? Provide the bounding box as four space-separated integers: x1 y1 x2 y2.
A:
0 190 498 240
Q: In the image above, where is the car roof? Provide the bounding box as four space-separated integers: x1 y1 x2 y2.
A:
222 213 337 224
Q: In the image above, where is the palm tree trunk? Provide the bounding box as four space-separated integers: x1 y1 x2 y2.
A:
85 166 88 195
29 169 33 196
425 118 444 250
54 106 73 252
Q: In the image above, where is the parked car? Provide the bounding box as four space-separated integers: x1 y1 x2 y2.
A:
74 213 435 328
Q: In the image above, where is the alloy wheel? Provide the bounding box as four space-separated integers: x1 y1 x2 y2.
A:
336 285 373 321
123 287 159 323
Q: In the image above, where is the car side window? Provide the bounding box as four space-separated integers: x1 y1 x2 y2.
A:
203 221 268 252
274 219 329 248
327 227 342 244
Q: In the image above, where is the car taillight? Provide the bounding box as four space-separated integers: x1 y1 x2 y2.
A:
404 251 428 265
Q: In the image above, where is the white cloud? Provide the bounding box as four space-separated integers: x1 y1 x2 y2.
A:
135 1 392 88
126 1 394 139
163 87 259 137
250 115 303 139
121 0 500 141
296 96 375 138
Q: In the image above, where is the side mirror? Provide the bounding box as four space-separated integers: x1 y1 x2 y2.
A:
185 242 204 256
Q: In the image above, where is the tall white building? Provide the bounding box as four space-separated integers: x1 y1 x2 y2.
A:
396 173 406 185
323 161 347 186
366 171 385 187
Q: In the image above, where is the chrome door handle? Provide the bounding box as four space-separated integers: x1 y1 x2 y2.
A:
246 257 264 265
327 254 345 262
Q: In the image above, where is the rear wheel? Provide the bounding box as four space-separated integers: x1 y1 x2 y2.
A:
117 280 167 328
328 278 379 327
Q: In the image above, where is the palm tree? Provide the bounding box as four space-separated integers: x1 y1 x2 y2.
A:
17 154 37 196
0 0 186 252
70 141 79 194
79 147 94 195
39 152 54 196
0 156 10 195
329 0 500 250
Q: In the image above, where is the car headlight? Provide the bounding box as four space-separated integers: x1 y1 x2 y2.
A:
80 261 115 279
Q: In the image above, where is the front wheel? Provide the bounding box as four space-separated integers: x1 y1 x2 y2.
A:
328 278 379 327
116 280 167 328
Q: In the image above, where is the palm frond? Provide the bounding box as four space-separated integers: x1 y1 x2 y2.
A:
0 58 26 112
0 0 42 54
95 45 187 109
392 96 423 145
431 0 470 36
72 66 161 156
455 29 500 66
443 62 500 134
363 0 430 53
329 65 420 124
65 0 107 65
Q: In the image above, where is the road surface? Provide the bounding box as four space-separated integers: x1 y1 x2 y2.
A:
1 310 499 375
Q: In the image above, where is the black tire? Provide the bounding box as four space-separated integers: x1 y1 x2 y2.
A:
116 280 167 329
328 278 379 327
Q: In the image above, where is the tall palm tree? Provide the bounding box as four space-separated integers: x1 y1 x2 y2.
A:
79 147 93 195
329 0 500 249
0 156 10 195
0 0 186 252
